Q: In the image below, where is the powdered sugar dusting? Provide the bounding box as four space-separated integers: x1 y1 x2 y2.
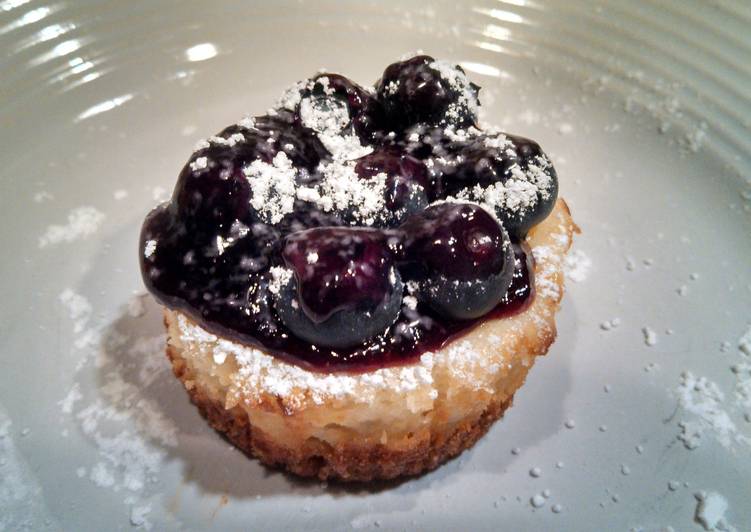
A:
738 325 751 357
175 312 436 405
59 288 93 334
275 80 307 111
130 504 153 530
694 491 737 531
58 383 82 414
268 266 292 295
731 361 751 415
0 407 52 530
532 246 561 300
280 76 373 162
76 370 177 491
429 59 479 123
450 153 556 220
182 63 553 239
317 162 386 224
55 290 182 528
189 156 207 172
317 131 372 161
39 206 105 248
33 190 54 203
642 327 658 347
564 249 592 283
245 152 297 224
674 372 749 450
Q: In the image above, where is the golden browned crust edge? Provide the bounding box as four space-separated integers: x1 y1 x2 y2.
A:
166 342 514 482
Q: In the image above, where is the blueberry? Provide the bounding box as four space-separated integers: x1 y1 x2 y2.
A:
298 81 352 138
376 55 479 130
305 74 371 116
173 118 328 230
399 202 514 319
402 124 452 162
437 133 558 239
275 227 403 347
276 200 346 234
140 205 219 309
239 112 329 171
214 221 280 280
352 97 388 144
297 74 388 144
140 205 181 290
173 144 251 230
354 148 430 226
501 242 533 309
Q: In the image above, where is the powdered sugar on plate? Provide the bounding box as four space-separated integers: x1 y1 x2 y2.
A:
564 249 592 283
0 407 54 529
642 327 659 347
694 491 738 532
731 362 751 412
738 325 751 357
674 372 750 450
671 322 751 453
38 206 105 248
55 290 180 529
59 288 93 334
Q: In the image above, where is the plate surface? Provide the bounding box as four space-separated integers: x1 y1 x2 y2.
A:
1 1 750 530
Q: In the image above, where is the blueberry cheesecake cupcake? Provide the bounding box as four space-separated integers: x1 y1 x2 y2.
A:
140 55 576 481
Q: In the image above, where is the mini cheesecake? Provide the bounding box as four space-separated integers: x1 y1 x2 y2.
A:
140 54 576 481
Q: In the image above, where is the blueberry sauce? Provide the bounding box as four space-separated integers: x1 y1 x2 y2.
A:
140 55 556 373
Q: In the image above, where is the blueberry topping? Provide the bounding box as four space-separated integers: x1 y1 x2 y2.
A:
296 74 387 145
274 277 403 349
376 55 479 130
354 148 429 226
174 117 329 229
139 57 550 372
236 112 328 171
215 221 279 279
275 227 402 347
281 228 397 321
437 134 558 239
173 147 250 228
303 74 370 117
400 202 514 319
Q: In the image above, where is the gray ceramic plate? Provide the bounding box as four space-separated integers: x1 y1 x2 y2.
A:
1 1 750 530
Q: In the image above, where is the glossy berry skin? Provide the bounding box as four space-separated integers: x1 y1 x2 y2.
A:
173 145 251 229
303 74 370 117
354 148 430 226
276 227 403 347
274 275 403 349
399 202 514 320
214 221 280 280
376 55 479 131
